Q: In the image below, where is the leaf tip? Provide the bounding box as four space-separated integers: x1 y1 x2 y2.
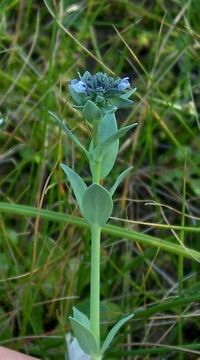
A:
48 110 54 117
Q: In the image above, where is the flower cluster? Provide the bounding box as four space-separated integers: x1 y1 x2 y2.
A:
69 71 135 123
71 72 130 97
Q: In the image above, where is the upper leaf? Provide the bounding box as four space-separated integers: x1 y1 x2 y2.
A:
61 164 87 212
49 111 89 157
94 123 137 159
110 97 133 108
82 100 103 123
120 87 137 99
89 113 119 179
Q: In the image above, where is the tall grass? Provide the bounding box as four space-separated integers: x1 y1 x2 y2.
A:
0 0 200 359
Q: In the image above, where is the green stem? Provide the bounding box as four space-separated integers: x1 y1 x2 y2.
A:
93 158 101 183
90 224 101 350
90 120 102 359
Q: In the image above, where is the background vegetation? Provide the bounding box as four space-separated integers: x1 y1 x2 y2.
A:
0 0 200 359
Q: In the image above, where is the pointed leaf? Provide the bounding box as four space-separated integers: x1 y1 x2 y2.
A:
73 307 91 330
82 184 113 226
61 164 87 212
69 317 99 356
110 167 133 197
121 87 137 99
94 123 137 158
111 97 133 108
81 71 92 81
49 111 89 157
101 314 133 354
103 105 117 113
89 113 119 179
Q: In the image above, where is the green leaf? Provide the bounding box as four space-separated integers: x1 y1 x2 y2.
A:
121 87 137 99
82 71 91 81
103 105 118 113
94 123 137 158
111 97 133 108
49 111 89 157
61 164 87 212
110 167 133 197
73 307 91 330
82 184 113 226
89 113 119 179
69 317 99 356
109 88 136 108
98 113 118 143
82 100 102 123
101 314 133 354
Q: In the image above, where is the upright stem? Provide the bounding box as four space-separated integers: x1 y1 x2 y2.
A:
90 224 101 347
90 120 102 358
93 158 101 183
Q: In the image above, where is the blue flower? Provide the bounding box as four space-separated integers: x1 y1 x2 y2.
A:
69 72 135 115
71 79 87 94
118 77 130 91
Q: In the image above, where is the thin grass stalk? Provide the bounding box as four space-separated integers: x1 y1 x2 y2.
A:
178 157 186 359
0 202 200 261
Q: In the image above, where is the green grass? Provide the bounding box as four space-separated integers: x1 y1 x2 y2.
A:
0 0 200 359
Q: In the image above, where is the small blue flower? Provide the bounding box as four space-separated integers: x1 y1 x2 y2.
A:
118 77 130 91
69 72 134 113
71 79 87 94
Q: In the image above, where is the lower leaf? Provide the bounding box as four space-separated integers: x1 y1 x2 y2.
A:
101 314 133 354
73 307 91 329
69 316 99 356
66 333 91 360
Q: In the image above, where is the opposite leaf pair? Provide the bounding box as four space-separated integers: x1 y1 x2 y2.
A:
61 164 133 227
69 307 133 358
49 111 137 180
